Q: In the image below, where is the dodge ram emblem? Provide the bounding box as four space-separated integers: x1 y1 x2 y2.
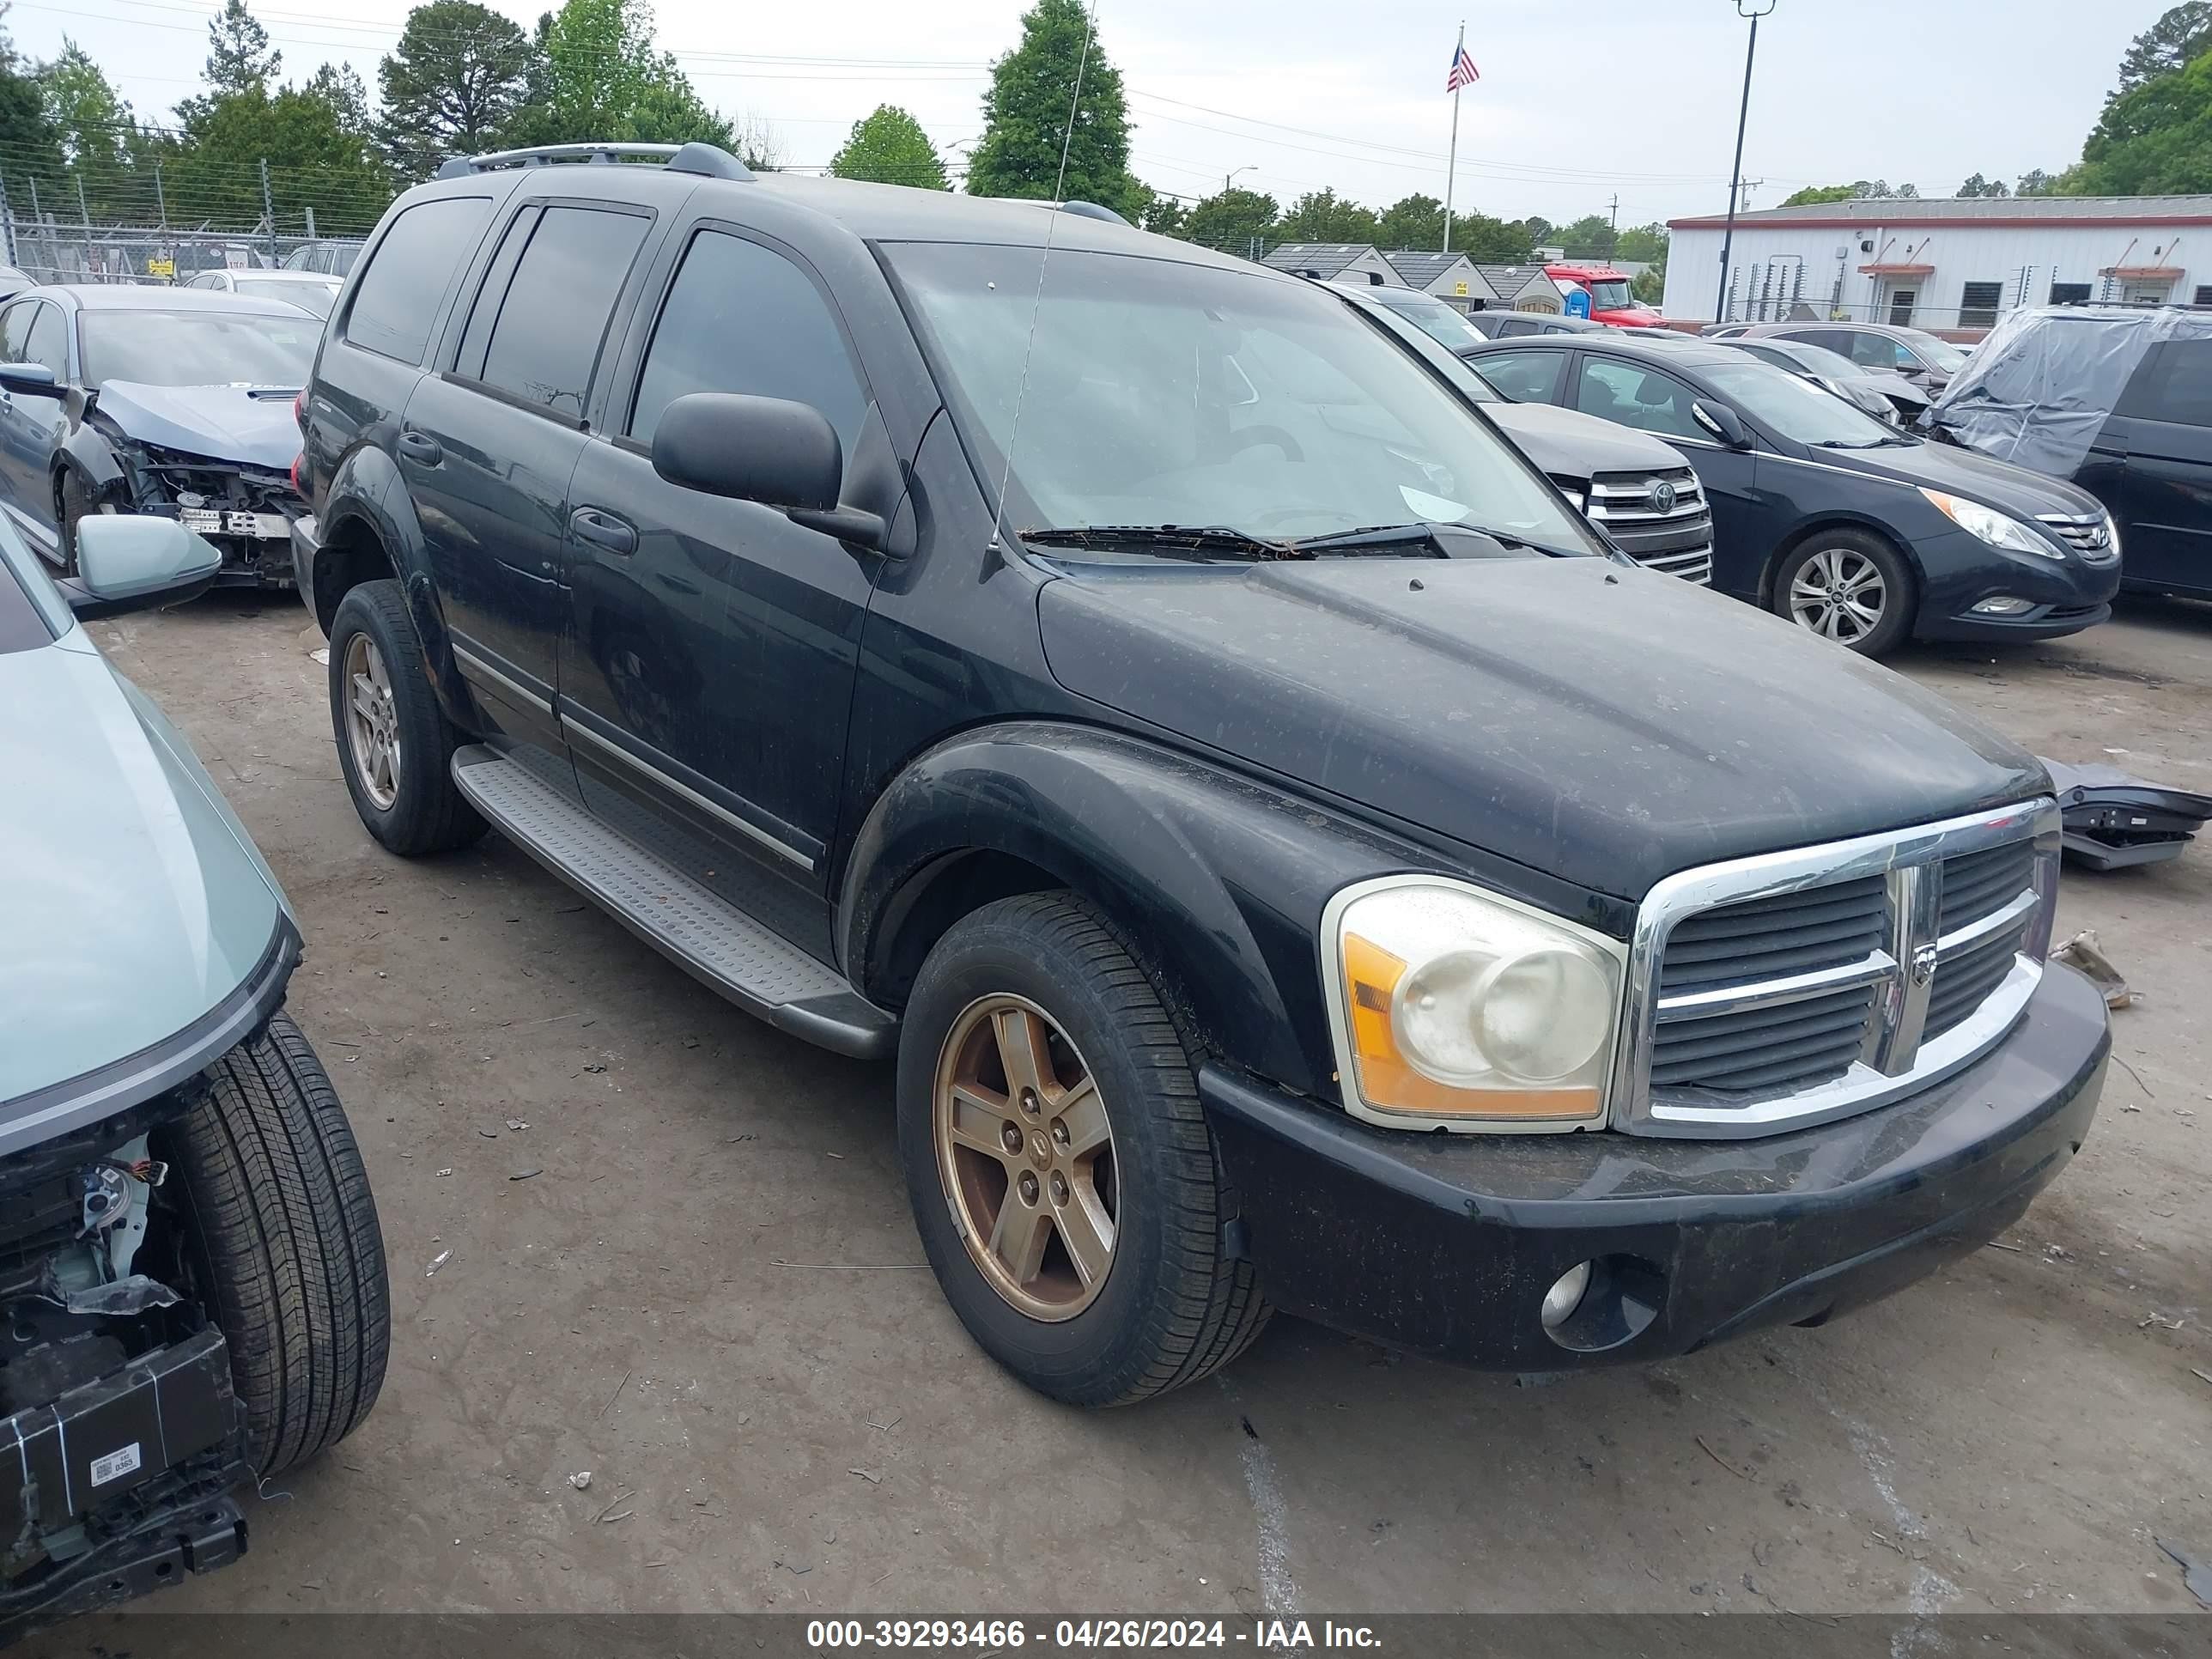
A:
1650 481 1677 514
1909 939 1939 988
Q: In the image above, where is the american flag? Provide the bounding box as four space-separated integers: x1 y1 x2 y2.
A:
1446 42 1480 93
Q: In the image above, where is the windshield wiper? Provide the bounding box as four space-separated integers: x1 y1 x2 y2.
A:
1018 525 1310 561
1293 521 1591 559
1814 438 1896 450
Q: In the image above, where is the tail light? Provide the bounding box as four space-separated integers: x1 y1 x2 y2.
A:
293 389 306 429
290 453 305 497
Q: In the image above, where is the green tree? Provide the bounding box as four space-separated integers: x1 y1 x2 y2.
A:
1449 212 1532 263
830 103 947 189
35 39 142 217
966 0 1140 216
0 11 64 216
1779 183 1857 205
507 0 731 149
1139 193 1188 236
1376 193 1443 249
204 0 278 96
2115 3 2212 95
1955 171 2009 198
1555 212 1617 259
2066 46 2212 194
168 78 391 233
1276 186 1379 244
1182 185 1277 254
377 0 537 179
1614 222 1667 263
1631 266 1664 304
2015 167 2057 195
1518 214 1553 246
306 62 371 132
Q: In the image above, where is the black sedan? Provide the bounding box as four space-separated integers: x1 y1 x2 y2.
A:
1459 335 2121 653
0 286 315 586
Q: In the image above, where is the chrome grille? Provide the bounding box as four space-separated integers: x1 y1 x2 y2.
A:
1585 468 1714 585
2035 513 2118 562
1617 802 2061 1137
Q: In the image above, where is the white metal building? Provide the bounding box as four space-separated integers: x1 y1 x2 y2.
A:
1662 195 2212 332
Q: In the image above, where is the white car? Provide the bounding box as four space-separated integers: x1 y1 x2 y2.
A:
181 267 342 319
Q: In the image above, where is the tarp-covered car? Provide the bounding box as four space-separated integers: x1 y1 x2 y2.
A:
1928 305 2212 598
0 514 386 1638
0 286 315 589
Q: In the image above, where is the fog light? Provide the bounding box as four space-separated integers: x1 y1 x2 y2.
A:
1971 596 2035 616
1540 1261 1593 1329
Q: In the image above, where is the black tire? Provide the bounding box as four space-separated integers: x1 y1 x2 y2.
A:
897 893 1269 1407
1770 527 1917 657
328 578 486 855
56 469 107 579
165 1012 391 1476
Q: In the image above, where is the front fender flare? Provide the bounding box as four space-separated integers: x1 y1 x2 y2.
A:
318 442 474 728
839 722 1443 1100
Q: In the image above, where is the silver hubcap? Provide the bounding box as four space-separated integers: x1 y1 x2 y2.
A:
1788 547 1887 643
343 633 401 810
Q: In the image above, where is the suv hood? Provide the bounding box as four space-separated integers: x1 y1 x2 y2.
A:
1039 557 2044 902
1483 402 1689 480
95 380 303 471
0 631 287 1110
1825 437 2105 519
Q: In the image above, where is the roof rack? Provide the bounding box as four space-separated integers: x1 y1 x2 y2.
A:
434 141 754 182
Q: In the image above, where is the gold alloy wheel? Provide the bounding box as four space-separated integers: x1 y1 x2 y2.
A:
933 994 1119 1322
343 632 401 811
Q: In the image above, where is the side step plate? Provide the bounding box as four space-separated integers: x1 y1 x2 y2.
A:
451 746 897 1059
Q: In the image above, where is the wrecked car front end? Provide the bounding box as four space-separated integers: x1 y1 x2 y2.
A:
82 384 306 590
1 1103 258 1635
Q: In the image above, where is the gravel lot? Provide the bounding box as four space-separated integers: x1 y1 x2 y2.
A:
72 592 2212 1620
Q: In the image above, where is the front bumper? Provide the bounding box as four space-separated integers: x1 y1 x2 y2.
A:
1916 526 2121 642
0 1327 250 1641
289 513 322 621
1201 962 2107 1370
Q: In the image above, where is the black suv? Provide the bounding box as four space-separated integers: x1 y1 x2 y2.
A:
293 143 2107 1404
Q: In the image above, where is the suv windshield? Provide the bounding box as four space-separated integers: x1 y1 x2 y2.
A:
1703 360 1906 447
80 310 317 387
889 244 1597 550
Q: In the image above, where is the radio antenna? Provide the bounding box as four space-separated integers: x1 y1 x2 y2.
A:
988 0 1100 548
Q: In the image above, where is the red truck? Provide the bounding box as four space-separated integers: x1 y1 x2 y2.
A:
1545 261 1661 327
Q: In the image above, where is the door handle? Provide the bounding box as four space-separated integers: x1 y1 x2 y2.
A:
569 507 638 555
396 431 442 465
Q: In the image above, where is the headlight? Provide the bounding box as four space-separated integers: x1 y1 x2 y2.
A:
1322 878 1625 1132
1920 488 2064 560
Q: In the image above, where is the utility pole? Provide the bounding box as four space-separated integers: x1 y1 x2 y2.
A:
1224 165 1255 194
0 173 13 270
155 163 167 228
1714 0 1776 325
1607 193 1619 232
260 156 277 265
77 175 93 276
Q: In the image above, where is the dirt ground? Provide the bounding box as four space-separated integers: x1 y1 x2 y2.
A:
75 592 2212 1620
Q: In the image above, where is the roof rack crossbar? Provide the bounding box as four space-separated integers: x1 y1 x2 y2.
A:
435 141 754 181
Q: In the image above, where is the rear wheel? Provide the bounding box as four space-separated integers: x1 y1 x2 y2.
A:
1771 529 1916 656
897 894 1269 1406
328 578 485 855
165 1012 390 1475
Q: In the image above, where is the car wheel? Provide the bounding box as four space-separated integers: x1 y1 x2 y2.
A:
56 470 114 579
897 893 1269 1406
162 1012 391 1476
328 578 486 855
1772 530 1915 655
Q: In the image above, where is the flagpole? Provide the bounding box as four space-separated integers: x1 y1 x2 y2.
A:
1442 20 1464 253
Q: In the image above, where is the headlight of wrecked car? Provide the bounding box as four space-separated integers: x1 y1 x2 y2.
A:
1322 878 1624 1132
1919 489 2064 559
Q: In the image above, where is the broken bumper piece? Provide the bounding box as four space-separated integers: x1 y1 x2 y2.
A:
1 1325 249 1640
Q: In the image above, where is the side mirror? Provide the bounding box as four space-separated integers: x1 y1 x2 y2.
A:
0 362 61 399
650 392 886 548
1692 399 1753 449
66 516 222 618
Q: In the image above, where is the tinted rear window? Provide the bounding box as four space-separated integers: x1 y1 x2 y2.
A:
477 205 651 420
346 197 493 366
2120 337 2212 428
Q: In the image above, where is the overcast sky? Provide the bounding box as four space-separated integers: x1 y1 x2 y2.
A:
6 0 2172 227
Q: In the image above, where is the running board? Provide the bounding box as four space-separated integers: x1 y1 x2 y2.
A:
451 746 897 1059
